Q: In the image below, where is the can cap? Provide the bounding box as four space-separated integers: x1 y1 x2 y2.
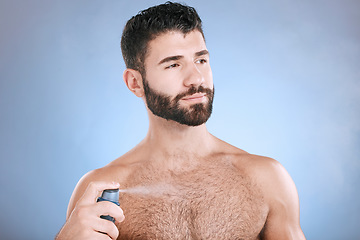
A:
97 189 120 206
101 189 119 202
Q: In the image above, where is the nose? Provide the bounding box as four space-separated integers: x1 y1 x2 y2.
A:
183 63 204 87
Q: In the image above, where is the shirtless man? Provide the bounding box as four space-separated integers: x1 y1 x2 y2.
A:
56 2 306 239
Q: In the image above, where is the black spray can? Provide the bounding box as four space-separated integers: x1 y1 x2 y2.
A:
97 189 120 223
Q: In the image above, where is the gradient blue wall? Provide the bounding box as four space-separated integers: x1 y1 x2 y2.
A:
0 0 359 239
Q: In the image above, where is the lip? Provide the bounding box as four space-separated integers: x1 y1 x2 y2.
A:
181 93 207 102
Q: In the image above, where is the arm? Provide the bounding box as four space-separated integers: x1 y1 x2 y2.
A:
260 160 306 240
56 172 125 240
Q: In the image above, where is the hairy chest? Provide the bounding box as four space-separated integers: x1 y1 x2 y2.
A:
116 162 268 240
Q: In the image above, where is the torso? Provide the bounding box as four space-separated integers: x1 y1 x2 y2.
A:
112 152 269 240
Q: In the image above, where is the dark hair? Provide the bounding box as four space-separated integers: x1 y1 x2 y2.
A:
120 1 204 75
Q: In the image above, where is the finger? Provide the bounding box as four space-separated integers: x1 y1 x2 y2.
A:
93 217 119 240
95 201 125 223
93 232 113 240
78 181 120 206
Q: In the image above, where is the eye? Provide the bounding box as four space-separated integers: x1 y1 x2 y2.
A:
165 63 180 69
196 58 208 64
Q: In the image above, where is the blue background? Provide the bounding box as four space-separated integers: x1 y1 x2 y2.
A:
0 0 359 239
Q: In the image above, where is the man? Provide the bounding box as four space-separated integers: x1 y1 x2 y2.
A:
57 2 306 239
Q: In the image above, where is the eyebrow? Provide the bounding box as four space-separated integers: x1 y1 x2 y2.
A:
158 55 183 65
195 50 209 57
157 49 209 65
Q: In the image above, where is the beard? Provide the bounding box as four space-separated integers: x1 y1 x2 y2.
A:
142 78 214 127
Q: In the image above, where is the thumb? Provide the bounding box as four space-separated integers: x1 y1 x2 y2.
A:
78 181 120 206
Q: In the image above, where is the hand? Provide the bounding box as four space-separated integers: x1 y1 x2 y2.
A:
56 182 125 240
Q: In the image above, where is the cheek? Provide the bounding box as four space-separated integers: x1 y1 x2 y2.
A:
146 70 182 95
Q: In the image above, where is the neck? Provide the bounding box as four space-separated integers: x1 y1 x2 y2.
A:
143 114 215 162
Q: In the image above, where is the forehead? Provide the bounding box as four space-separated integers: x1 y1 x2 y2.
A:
145 30 207 63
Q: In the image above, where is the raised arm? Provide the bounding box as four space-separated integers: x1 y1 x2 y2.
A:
56 171 125 240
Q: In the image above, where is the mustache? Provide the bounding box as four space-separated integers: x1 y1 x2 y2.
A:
174 86 214 102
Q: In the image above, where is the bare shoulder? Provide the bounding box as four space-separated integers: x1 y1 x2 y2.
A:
66 155 135 218
228 150 304 239
213 138 295 198
216 138 298 203
230 152 297 201
218 141 283 176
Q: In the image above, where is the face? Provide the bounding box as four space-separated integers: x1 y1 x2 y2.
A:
142 30 214 126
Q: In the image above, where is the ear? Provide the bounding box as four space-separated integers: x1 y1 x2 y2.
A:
123 69 144 97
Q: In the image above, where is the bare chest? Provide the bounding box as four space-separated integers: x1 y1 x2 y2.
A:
117 161 268 240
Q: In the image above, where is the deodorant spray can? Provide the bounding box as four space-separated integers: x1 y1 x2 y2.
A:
97 189 120 223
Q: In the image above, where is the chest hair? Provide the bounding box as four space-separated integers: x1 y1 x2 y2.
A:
116 157 267 240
